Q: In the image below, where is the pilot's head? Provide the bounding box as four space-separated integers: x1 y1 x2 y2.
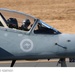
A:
23 19 31 28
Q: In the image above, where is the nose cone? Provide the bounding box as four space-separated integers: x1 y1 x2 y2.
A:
59 33 75 57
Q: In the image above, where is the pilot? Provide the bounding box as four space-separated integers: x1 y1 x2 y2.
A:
7 18 18 29
20 19 31 31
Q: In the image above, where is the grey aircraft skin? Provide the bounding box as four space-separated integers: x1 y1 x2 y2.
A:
0 8 75 67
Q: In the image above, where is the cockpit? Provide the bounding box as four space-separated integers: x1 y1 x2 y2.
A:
0 8 61 34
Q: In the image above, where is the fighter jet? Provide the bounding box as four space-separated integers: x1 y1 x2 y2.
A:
0 8 75 67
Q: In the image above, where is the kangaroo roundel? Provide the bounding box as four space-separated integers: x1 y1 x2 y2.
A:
20 39 33 52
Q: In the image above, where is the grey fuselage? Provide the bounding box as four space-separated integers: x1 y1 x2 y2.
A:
0 27 75 61
0 8 75 61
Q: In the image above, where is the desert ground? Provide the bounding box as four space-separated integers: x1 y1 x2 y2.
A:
0 0 75 33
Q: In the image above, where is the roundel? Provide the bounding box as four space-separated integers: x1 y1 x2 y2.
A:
20 39 33 52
